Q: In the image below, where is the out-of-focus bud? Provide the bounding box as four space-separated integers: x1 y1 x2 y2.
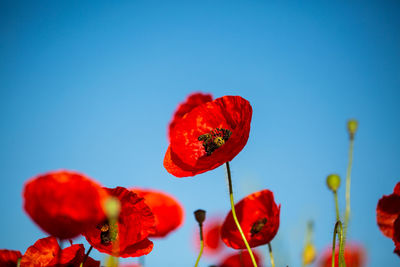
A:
326 174 341 192
104 196 121 219
347 119 358 140
302 243 317 265
194 209 206 225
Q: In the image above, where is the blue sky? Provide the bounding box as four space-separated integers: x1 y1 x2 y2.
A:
1 1 400 266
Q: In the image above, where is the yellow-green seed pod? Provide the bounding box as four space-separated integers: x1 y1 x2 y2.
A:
347 119 358 139
326 174 341 192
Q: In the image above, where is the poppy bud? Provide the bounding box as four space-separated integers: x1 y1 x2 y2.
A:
326 174 341 192
104 196 121 219
302 243 317 265
194 209 206 225
347 119 358 140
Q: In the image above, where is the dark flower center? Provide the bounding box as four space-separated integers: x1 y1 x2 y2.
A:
97 220 118 245
250 218 268 236
198 128 232 156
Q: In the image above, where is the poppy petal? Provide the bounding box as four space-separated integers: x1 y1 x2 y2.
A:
221 189 280 249
132 188 184 238
0 249 22 267
165 95 252 177
23 170 108 239
83 187 156 258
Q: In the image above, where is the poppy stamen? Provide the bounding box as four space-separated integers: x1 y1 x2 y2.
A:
198 128 232 156
250 218 268 236
98 221 118 245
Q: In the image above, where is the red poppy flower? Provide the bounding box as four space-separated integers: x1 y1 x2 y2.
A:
164 94 252 177
0 249 22 267
23 170 108 239
218 250 262 267
318 242 366 267
19 236 100 267
221 189 280 249
376 182 400 255
132 188 184 238
193 217 225 256
168 92 213 137
83 187 156 258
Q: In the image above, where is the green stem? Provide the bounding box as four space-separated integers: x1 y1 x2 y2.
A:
194 224 204 267
334 191 340 222
343 138 354 249
268 243 276 267
332 221 345 267
225 162 258 267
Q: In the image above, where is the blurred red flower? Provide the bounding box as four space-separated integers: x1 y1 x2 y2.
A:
221 189 280 249
20 236 99 267
193 217 225 256
132 188 184 238
23 170 108 239
318 242 366 267
376 182 400 256
164 94 252 177
0 249 22 267
84 187 156 258
218 250 262 267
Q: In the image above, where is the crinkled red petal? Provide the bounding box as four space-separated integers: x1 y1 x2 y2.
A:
20 236 86 267
169 93 213 137
23 170 107 239
0 249 22 267
132 188 184 238
120 238 154 258
219 250 262 267
166 95 252 177
48 244 84 266
376 189 400 239
221 189 280 249
84 187 156 257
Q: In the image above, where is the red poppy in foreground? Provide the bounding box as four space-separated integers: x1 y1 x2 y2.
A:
318 242 366 267
20 236 99 267
164 94 252 177
0 249 22 267
221 189 280 249
218 250 262 267
84 187 156 258
132 188 184 238
23 170 108 239
376 182 400 256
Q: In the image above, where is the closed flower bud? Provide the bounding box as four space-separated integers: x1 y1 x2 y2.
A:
347 119 358 139
326 174 341 192
302 243 317 265
104 196 121 219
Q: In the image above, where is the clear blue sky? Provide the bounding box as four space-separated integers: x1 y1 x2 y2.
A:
1 1 399 266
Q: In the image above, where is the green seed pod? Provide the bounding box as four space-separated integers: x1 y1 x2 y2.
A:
347 119 358 139
326 174 341 192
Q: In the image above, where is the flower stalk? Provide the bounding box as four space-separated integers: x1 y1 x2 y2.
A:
225 162 258 267
268 242 276 267
194 209 206 267
332 220 345 267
